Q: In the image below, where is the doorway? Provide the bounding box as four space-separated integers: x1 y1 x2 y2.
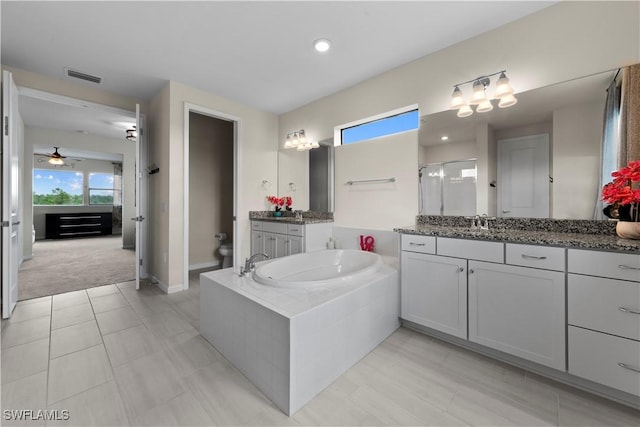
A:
16 88 142 301
497 134 550 218
183 104 239 290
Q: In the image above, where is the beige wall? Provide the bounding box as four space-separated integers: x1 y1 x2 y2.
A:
23 127 135 248
552 102 604 219
148 83 171 287
420 141 477 165
148 81 278 290
334 131 418 230
188 112 234 268
279 1 640 228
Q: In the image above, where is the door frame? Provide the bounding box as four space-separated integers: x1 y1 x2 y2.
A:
183 103 240 290
16 87 147 280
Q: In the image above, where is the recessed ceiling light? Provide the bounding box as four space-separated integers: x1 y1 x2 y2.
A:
313 39 331 53
441 136 449 141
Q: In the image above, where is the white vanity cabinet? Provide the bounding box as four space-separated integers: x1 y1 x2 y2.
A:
567 249 640 397
468 258 566 371
400 237 467 338
250 220 332 260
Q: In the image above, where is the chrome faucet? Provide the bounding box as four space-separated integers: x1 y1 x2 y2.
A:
480 213 489 230
471 214 481 229
239 252 269 276
294 210 303 220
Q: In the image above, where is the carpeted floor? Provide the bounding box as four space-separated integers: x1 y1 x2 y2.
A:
18 235 136 301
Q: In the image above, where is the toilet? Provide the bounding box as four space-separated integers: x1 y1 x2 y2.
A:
219 243 233 269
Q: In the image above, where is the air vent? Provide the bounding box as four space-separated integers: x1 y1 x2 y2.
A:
64 67 102 84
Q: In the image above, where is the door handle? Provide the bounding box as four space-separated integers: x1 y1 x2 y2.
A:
11 221 20 226
130 216 145 222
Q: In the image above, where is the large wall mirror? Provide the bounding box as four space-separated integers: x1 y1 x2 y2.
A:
419 67 628 219
278 64 636 220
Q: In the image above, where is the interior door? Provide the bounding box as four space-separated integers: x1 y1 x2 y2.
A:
134 104 147 290
498 134 550 218
2 70 21 318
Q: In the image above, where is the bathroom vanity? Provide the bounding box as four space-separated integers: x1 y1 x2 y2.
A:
396 216 640 408
249 212 333 259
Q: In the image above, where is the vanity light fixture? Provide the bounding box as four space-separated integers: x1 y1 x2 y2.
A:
284 129 319 151
450 70 517 118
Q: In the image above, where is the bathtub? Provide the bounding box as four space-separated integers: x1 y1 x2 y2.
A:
252 249 382 289
200 249 399 415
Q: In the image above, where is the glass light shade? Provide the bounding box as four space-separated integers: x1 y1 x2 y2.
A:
48 157 64 165
494 72 514 98
450 86 466 109
457 105 473 118
310 141 320 149
469 80 488 105
477 99 494 113
284 136 293 149
298 131 307 145
498 94 518 108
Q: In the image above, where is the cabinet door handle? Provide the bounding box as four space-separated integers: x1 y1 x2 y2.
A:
502 210 511 213
409 242 426 246
618 362 640 373
468 269 474 274
618 264 640 271
269 237 276 241
457 267 464 273
619 306 640 315
521 254 547 260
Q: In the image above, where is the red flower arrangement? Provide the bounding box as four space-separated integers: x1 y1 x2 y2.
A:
602 160 640 221
266 195 293 211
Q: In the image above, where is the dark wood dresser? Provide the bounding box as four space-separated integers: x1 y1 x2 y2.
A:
45 212 112 239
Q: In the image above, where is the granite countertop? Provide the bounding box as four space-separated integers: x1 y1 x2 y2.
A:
249 210 333 225
251 217 333 225
395 217 640 253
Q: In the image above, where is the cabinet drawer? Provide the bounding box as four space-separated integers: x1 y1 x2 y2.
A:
251 221 263 231
262 221 287 234
568 249 640 282
506 244 565 271
401 234 435 254
568 274 640 341
569 326 640 396
438 238 503 263
287 224 304 236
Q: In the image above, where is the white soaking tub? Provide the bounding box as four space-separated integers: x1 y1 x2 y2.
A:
200 249 399 416
252 249 382 289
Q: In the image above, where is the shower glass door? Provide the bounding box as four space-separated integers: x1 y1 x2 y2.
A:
420 160 477 216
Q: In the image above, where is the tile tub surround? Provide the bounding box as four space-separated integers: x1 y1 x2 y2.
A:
397 216 640 253
200 256 400 415
249 210 334 224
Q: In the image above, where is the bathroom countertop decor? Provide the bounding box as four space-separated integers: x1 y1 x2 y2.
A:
396 216 640 253
249 211 334 224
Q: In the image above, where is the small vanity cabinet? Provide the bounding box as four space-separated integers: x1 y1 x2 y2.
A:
468 244 566 371
567 249 640 397
400 235 467 338
250 220 332 260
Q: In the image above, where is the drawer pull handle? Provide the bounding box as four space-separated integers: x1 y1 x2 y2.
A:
618 363 640 373
521 254 547 260
618 264 640 271
409 242 426 246
618 306 640 315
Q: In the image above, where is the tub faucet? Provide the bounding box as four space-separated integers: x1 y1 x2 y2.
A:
240 252 270 276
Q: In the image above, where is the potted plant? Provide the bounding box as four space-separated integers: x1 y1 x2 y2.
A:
602 160 640 238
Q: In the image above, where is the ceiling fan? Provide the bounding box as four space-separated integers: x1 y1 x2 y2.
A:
48 147 66 165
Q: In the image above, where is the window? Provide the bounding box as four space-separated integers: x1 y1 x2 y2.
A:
33 169 83 205
338 107 419 145
88 172 117 205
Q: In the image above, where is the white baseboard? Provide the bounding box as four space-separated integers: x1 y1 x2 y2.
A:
122 244 135 250
189 260 220 271
20 255 33 266
148 274 182 294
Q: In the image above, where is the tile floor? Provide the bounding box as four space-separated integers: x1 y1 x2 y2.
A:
1 274 639 426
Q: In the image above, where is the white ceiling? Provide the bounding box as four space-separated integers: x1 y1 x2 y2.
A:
1 1 556 115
